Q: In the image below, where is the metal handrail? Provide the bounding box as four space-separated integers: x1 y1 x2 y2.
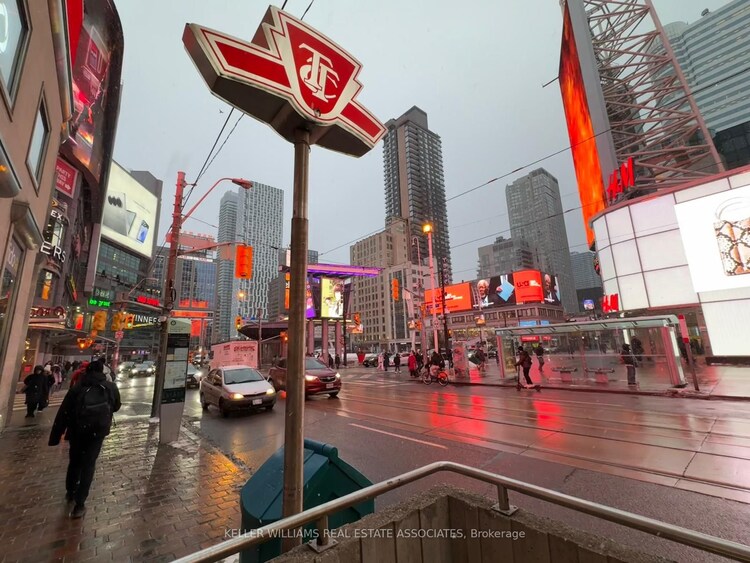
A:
175 461 750 563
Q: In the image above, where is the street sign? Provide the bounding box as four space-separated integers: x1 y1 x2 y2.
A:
183 5 385 157
115 330 124 341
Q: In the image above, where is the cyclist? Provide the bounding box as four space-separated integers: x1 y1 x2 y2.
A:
430 350 444 377
475 347 486 372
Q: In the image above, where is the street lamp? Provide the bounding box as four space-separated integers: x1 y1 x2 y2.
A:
153 173 252 424
422 223 439 354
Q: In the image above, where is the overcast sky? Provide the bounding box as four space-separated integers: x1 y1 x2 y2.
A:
113 0 730 282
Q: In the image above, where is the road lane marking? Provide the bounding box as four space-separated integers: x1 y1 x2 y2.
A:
349 423 447 449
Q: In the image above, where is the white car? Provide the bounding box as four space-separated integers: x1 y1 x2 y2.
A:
200 365 276 417
130 362 156 377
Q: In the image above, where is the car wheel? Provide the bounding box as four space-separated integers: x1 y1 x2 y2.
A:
200 393 209 410
328 392 339 398
266 403 275 411
219 399 230 418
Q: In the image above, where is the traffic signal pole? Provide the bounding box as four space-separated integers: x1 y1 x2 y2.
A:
282 129 310 552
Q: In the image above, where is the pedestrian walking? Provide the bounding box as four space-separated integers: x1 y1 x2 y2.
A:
393 352 401 373
408 351 417 377
49 360 121 519
534 345 545 374
384 352 390 372
515 346 534 386
328 354 334 369
334 354 341 370
621 344 637 386
51 365 63 393
377 352 384 371
23 365 48 418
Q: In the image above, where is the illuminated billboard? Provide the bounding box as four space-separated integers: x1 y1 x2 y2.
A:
424 282 473 314
475 275 515 308
559 0 611 246
513 270 543 304
675 184 750 292
320 278 344 319
64 0 123 185
472 270 561 307
101 162 158 258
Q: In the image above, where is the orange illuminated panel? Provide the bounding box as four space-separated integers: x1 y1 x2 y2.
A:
191 320 201 336
172 310 211 318
559 3 605 246
424 282 473 314
513 270 543 304
284 273 290 310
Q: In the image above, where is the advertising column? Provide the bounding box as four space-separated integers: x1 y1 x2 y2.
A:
160 319 190 443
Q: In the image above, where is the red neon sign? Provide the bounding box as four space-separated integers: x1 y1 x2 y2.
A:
602 294 619 313
136 295 161 307
606 158 635 202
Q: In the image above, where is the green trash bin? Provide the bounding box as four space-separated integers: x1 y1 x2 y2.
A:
240 439 374 563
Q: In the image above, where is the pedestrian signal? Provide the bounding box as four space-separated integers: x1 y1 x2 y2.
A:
235 245 254 279
391 278 399 301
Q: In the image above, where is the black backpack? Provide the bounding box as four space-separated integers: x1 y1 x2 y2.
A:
76 384 113 438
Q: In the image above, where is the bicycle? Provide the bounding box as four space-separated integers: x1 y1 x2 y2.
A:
421 365 449 386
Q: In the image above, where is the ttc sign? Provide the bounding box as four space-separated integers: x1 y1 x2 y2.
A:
183 5 385 157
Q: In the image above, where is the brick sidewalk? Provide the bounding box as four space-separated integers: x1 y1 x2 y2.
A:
0 419 249 562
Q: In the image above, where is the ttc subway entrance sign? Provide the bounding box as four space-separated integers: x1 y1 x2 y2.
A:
183 5 385 155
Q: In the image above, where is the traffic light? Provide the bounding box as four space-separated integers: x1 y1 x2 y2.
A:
235 244 254 279
235 316 242 330
125 314 135 329
280 331 288 342
391 277 399 301
77 338 87 350
92 311 107 331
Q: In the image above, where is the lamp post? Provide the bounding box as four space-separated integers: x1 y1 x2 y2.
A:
412 236 427 356
152 173 252 422
423 223 439 354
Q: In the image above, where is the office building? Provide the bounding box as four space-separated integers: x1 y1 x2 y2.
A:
476 237 536 279
570 250 603 313
383 106 451 280
215 191 239 342
662 2 750 135
506 169 576 312
350 219 428 351
214 183 284 342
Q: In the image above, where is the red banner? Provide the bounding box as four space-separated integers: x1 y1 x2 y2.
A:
54 158 79 198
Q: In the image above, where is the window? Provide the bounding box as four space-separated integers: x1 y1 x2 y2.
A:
27 98 50 186
0 0 29 102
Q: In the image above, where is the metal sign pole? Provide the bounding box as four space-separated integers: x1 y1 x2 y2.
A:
282 129 310 552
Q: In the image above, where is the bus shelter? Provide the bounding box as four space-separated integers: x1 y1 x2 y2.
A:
495 316 686 389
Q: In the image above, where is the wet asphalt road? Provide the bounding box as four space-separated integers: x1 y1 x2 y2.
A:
115 370 750 562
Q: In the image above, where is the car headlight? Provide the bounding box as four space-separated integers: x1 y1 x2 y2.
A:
304 375 316 382
131 368 137 373
335 372 341 379
266 388 275 395
148 367 154 372
231 393 244 400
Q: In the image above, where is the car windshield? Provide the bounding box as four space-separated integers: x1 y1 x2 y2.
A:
187 364 197 375
223 368 264 385
305 358 327 370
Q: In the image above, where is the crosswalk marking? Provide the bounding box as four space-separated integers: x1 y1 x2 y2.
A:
13 393 66 412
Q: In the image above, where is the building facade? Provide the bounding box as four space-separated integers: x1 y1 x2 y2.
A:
0 1 124 429
476 236 536 279
236 182 283 322
506 169 577 313
215 191 239 343
349 219 428 351
383 106 451 280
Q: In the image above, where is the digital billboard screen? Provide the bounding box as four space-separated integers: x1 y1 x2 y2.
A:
320 277 344 318
101 162 158 258
424 282 473 314
675 183 750 292
512 270 544 304
541 272 561 305
559 1 606 246
475 275 515 308
64 1 122 185
472 270 561 307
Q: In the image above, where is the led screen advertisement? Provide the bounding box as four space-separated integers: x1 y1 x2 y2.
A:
320 278 344 319
423 282 473 314
473 271 560 307
101 162 157 258
64 0 123 185
675 184 750 292
559 1 606 247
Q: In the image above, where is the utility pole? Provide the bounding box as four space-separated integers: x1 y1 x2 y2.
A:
439 256 450 351
152 171 186 418
258 307 263 366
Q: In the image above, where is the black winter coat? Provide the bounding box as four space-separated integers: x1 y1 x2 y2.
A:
24 373 48 405
49 370 121 445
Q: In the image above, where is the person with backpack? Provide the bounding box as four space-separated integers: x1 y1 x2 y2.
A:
49 360 121 519
534 344 545 374
515 346 534 386
393 352 401 373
